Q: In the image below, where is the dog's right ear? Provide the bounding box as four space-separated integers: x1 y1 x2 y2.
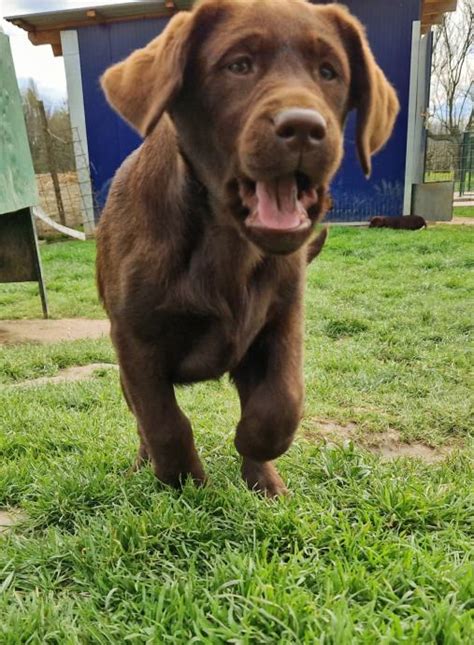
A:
101 13 193 137
315 4 399 177
102 2 231 137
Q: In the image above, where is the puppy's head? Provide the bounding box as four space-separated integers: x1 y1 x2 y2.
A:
102 0 399 255
369 216 387 227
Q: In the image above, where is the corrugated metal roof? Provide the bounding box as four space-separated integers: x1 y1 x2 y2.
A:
5 1 193 31
4 1 194 54
5 0 458 36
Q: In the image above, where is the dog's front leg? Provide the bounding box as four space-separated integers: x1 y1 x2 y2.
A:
231 300 304 497
112 328 206 487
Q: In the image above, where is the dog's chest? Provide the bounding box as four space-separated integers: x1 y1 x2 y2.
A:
169 273 277 383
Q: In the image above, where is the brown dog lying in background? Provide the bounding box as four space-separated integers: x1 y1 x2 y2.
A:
369 215 427 230
97 0 399 496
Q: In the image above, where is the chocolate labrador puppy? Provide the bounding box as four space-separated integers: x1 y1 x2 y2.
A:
97 0 399 496
369 215 427 230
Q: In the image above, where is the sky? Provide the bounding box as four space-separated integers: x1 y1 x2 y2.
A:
0 1 149 104
0 18 67 103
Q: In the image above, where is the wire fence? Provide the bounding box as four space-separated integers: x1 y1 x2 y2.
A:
35 124 97 238
22 94 97 238
425 129 474 198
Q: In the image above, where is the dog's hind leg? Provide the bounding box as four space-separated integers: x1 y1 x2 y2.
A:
120 371 151 471
130 441 151 472
114 331 206 488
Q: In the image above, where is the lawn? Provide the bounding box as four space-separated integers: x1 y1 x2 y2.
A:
453 205 474 218
0 240 102 320
1 227 473 642
424 172 472 196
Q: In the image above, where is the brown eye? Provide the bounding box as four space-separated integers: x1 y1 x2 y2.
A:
227 57 253 75
320 63 337 81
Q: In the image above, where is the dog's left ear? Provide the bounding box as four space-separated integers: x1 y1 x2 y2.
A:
315 4 400 177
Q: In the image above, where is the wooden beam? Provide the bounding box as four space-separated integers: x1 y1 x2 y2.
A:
52 43 62 57
424 0 457 10
421 0 457 30
28 29 63 56
85 9 106 22
423 11 445 22
28 29 61 47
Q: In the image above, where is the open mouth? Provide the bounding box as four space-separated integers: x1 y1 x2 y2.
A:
238 172 318 233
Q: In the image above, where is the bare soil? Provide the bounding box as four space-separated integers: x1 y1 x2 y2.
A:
440 217 474 225
0 509 27 535
0 319 109 345
11 363 117 388
302 418 454 463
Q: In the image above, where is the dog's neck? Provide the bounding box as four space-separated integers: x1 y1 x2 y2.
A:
143 119 294 280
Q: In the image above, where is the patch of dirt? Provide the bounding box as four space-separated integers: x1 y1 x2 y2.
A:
0 319 109 345
12 363 117 388
302 418 453 463
437 217 474 226
0 509 27 535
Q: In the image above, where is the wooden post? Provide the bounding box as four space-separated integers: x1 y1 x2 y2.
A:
38 99 67 225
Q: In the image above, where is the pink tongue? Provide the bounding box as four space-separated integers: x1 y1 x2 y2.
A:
255 176 301 230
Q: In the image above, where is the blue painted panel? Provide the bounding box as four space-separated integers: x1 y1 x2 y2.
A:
78 1 420 219
77 18 169 208
315 0 421 220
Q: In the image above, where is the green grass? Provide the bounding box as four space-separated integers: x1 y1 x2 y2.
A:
0 240 102 319
1 227 473 642
424 171 474 197
425 172 456 183
424 172 460 193
453 205 474 218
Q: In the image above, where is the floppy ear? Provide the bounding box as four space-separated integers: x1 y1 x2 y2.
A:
100 12 193 137
316 4 400 177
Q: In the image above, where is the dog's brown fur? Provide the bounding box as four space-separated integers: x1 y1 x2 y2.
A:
369 215 427 230
97 0 399 496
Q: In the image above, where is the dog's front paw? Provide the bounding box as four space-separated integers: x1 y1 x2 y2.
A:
242 458 288 498
153 453 207 489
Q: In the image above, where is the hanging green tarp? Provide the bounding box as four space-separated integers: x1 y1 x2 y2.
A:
0 31 38 215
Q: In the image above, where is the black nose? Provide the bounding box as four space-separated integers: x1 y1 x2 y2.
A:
275 108 327 149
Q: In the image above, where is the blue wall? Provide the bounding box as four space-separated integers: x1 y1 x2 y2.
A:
320 0 420 220
77 17 169 210
77 0 420 220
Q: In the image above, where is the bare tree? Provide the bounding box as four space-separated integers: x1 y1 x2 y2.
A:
21 79 75 174
428 0 473 140
426 0 473 181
